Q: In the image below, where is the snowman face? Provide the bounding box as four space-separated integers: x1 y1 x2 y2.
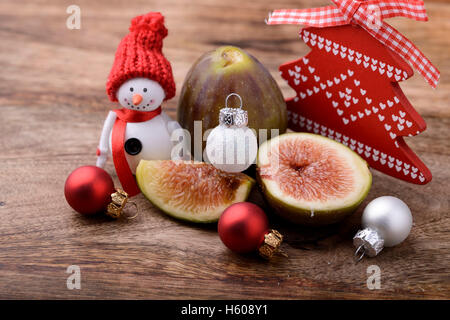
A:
116 77 165 111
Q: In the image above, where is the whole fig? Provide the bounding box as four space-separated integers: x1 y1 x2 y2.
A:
177 46 287 158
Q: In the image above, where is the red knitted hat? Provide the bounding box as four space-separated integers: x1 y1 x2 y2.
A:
106 12 175 102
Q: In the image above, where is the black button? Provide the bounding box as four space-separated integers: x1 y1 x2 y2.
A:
124 138 142 155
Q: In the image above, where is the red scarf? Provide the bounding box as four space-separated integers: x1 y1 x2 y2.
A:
112 107 162 196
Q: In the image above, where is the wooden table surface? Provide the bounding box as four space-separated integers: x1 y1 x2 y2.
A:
0 0 449 299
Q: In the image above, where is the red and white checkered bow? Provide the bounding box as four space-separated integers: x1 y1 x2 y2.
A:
266 0 440 88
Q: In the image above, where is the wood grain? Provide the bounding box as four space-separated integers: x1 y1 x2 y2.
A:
0 0 448 299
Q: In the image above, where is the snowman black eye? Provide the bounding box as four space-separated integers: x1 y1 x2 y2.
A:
143 88 147 92
130 87 134 92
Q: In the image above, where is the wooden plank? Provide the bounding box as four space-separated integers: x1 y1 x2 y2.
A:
0 0 448 299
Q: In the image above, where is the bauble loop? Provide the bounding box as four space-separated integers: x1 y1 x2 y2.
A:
106 188 129 219
258 229 283 259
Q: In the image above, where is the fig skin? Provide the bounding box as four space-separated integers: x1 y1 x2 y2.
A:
177 46 287 157
257 174 371 226
256 133 372 226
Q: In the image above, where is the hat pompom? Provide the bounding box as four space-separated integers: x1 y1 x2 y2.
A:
129 12 168 38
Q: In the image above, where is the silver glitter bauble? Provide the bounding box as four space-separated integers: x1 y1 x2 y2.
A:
354 196 412 260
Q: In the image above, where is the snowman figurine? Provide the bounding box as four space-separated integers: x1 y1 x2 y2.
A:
96 12 184 197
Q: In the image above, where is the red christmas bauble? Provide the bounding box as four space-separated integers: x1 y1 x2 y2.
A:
64 166 115 215
218 202 269 253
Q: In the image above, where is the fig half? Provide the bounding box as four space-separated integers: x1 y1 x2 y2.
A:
136 160 254 223
257 133 372 225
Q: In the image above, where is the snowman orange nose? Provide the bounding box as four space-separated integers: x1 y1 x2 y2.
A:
132 94 143 105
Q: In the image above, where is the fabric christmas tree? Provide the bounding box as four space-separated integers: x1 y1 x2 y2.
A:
267 0 440 184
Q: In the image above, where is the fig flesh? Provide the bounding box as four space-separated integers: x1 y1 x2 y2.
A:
136 160 254 223
257 133 372 225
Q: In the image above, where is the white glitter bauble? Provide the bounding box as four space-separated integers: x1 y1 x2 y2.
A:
205 93 258 173
206 124 257 173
